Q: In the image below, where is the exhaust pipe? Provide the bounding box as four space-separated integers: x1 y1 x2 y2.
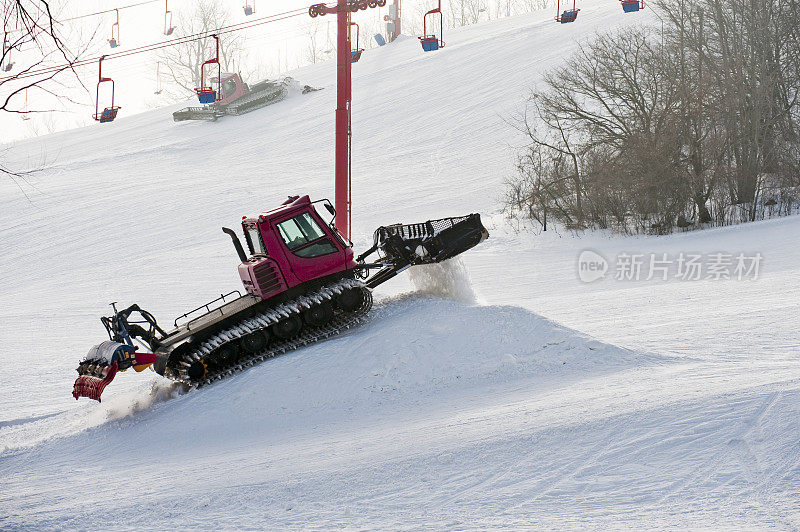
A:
222 227 248 263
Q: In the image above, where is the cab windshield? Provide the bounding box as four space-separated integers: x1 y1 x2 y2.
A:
277 213 326 250
276 212 337 258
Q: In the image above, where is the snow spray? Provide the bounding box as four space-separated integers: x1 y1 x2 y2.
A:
408 257 476 303
102 380 183 421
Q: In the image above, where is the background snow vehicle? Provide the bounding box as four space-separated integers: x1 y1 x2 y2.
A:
73 195 488 401
172 75 318 122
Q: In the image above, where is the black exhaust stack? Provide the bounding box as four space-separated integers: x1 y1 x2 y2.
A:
222 227 248 263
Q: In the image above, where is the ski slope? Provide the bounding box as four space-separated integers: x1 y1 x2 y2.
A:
2 1 799 528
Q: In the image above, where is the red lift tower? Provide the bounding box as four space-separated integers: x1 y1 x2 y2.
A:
309 0 385 240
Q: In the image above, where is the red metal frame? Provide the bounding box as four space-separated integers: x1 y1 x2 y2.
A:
164 0 175 35
1 35 13 72
350 21 364 62
307 0 384 240
109 9 120 47
196 34 221 102
555 0 580 22
419 0 444 49
155 61 163 95
93 56 121 123
22 89 30 120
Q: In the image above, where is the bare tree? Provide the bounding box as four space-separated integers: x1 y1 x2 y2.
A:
1 1 93 116
508 0 800 233
447 0 487 27
658 0 800 221
157 0 246 97
301 18 326 64
1 0 95 186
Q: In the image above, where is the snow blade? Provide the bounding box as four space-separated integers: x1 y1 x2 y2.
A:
378 214 488 265
73 362 118 402
362 214 489 288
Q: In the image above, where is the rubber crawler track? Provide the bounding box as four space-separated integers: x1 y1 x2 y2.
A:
171 279 373 388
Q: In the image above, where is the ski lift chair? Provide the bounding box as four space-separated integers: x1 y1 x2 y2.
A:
350 22 364 62
556 0 579 22
93 57 121 123
419 1 444 51
1 35 13 71
22 90 31 120
558 9 579 22
195 35 221 104
109 9 120 48
164 1 176 35
621 0 643 12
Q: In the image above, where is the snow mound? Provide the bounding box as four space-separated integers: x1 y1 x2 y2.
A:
0 296 655 459
0 378 183 455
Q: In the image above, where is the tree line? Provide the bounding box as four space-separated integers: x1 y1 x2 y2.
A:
505 0 800 233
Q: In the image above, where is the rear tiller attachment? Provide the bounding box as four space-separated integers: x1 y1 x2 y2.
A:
72 304 164 401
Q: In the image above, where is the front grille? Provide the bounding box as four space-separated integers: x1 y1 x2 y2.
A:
253 260 283 296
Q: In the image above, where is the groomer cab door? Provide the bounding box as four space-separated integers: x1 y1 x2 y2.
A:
271 208 349 285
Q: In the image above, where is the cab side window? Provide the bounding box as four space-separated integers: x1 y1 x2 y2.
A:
276 213 337 258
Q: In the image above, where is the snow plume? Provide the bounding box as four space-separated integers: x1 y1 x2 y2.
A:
408 258 476 303
1 380 184 454
102 380 184 422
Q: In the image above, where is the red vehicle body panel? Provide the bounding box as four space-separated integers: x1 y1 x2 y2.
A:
237 195 356 299
213 73 247 106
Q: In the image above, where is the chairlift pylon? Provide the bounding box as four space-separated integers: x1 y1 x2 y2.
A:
164 0 176 35
556 0 579 23
93 56 121 123
419 0 444 52
109 9 120 47
195 35 221 104
350 22 364 63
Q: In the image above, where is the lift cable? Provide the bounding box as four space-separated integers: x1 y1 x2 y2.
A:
60 0 163 23
1 6 310 83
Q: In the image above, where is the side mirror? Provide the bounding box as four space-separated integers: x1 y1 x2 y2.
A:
324 203 336 216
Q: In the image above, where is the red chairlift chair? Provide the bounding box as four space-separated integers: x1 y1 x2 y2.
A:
556 0 580 23
2 35 14 71
93 56 121 123
22 89 31 120
154 61 163 95
109 9 120 47
244 1 255 15
195 34 221 104
419 0 444 52
350 22 364 63
621 0 644 12
164 0 176 35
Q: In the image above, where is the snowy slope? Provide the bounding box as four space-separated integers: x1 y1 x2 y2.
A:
2 0 800 528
